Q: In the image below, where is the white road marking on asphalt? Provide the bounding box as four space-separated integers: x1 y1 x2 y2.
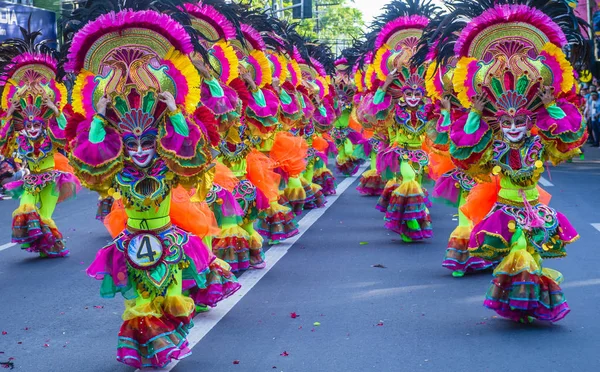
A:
353 284 443 299
149 164 369 372
539 176 554 187
591 223 600 232
0 242 16 252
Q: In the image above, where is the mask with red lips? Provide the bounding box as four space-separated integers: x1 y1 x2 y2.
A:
119 109 158 168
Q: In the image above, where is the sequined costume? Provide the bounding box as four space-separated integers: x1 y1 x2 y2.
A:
0 30 81 258
358 2 438 242
63 5 240 367
429 0 586 322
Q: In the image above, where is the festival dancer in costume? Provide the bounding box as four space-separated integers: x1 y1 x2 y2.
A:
185 2 259 269
348 49 388 197
422 55 495 277
296 44 334 210
332 78 364 178
63 3 240 367
358 0 439 242
338 46 386 196
431 0 586 322
0 27 81 258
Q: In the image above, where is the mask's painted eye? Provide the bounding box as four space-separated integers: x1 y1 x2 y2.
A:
515 118 527 127
141 140 155 150
124 140 138 151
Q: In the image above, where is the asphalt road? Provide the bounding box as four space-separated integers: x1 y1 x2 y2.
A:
1 150 600 372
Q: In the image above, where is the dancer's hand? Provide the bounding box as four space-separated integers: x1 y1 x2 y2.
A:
382 69 397 92
6 97 19 116
193 58 213 79
43 96 59 115
538 85 555 106
472 93 487 113
440 95 451 111
96 95 111 116
272 78 281 94
158 91 177 112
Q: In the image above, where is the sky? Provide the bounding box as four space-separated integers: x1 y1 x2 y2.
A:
354 0 446 26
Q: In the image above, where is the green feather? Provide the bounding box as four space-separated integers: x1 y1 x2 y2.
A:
516 75 529 95
491 77 504 96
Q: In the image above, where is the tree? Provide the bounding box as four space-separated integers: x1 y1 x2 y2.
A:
245 0 364 53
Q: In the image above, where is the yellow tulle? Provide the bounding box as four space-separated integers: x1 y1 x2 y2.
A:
162 294 195 318
122 298 163 321
493 249 541 276
12 204 37 217
217 224 251 240
542 267 564 285
450 225 472 240
211 257 233 272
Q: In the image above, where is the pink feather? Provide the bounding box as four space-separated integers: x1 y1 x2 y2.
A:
374 15 429 50
454 5 567 57
66 10 193 73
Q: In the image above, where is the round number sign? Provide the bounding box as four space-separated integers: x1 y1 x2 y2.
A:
127 234 164 268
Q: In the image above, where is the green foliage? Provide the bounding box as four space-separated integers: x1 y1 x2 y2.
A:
246 0 364 43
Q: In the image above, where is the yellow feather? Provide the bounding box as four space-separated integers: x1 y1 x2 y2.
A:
72 70 94 115
425 62 441 102
250 50 273 88
215 41 240 84
452 57 477 109
541 42 574 94
165 47 201 114
373 46 391 81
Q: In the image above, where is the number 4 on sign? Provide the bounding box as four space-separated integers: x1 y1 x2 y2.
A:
137 236 157 262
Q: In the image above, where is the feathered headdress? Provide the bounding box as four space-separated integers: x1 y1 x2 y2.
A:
0 23 66 129
65 7 201 123
440 1 585 117
185 3 240 84
370 0 441 97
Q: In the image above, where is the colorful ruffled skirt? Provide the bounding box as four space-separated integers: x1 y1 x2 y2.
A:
434 170 493 273
6 170 80 257
87 224 241 368
302 177 326 210
469 202 578 322
313 166 336 196
357 169 385 196
257 201 299 242
233 179 269 268
383 179 433 241
336 155 363 176
442 225 495 273
208 184 252 272
376 179 400 213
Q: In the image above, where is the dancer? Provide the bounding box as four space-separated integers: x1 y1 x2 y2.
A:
419 47 496 276
0 28 80 258
432 0 586 322
63 3 240 367
358 0 439 242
